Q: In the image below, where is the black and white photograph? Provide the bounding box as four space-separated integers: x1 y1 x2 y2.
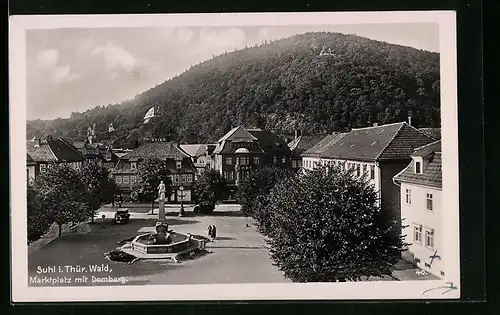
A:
10 11 459 301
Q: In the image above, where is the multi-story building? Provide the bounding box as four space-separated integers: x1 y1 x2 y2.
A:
212 126 291 190
288 134 327 171
73 141 120 170
393 140 443 278
26 136 85 182
112 139 196 202
179 144 216 178
301 133 346 171
317 122 435 230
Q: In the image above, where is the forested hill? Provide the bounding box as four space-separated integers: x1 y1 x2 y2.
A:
27 32 440 147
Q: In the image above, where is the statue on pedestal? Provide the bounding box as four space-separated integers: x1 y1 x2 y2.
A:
157 181 166 201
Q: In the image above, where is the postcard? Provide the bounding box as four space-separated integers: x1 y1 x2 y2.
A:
10 11 459 302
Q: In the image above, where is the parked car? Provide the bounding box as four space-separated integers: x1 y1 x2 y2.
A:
112 209 130 224
193 200 216 214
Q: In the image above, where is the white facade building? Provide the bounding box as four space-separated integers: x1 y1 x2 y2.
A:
393 140 443 278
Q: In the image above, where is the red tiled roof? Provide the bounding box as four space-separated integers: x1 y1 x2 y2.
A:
320 122 434 162
302 133 346 157
393 141 442 188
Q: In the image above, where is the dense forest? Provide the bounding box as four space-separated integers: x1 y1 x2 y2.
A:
26 32 440 147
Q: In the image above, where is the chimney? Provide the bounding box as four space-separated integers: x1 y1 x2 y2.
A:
408 115 412 126
294 130 298 140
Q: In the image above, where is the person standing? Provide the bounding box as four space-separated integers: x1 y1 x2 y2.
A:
208 225 212 240
211 225 217 241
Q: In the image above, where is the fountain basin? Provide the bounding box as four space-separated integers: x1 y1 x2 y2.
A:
122 232 206 261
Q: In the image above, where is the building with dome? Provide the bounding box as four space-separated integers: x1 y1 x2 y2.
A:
212 126 291 192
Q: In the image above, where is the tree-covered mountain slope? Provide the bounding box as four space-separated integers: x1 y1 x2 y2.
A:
27 32 440 147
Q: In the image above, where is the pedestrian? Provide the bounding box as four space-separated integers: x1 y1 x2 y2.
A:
207 225 212 240
119 194 123 208
211 225 217 241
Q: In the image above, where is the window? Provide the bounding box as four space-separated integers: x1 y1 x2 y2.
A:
298 160 302 167
415 161 421 174
181 175 186 183
356 164 361 176
176 161 182 169
123 176 129 184
253 157 260 165
115 176 122 184
174 175 179 183
131 162 137 170
370 165 375 180
405 189 412 204
40 164 46 173
186 174 193 183
282 156 286 164
414 225 423 244
425 229 435 249
168 175 173 184
273 156 278 164
426 193 433 211
225 157 233 165
363 164 367 175
292 160 297 168
130 176 136 184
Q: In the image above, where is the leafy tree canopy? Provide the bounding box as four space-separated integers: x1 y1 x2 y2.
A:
27 187 54 244
193 169 230 203
235 165 294 218
264 166 404 282
131 158 172 207
32 163 90 236
79 160 119 222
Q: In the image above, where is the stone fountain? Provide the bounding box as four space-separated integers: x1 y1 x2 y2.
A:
117 182 206 263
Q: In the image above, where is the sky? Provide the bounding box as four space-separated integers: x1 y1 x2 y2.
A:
26 23 439 120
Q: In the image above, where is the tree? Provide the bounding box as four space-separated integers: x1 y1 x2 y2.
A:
193 169 230 203
235 165 294 218
79 160 119 223
264 166 404 282
27 186 54 244
32 163 90 237
131 158 172 212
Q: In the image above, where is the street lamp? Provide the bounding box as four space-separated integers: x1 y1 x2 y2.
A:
178 185 185 217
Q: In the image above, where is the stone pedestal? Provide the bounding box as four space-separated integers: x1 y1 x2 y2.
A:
159 200 165 222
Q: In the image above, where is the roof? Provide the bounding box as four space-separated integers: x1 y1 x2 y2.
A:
27 137 84 163
412 140 441 157
26 154 37 165
320 122 435 162
73 142 85 149
393 141 442 188
419 128 441 140
180 144 205 158
288 135 325 156
302 133 346 157
219 126 257 142
247 129 289 150
122 141 191 160
213 126 262 154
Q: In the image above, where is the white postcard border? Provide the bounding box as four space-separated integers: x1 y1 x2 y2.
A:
10 11 459 302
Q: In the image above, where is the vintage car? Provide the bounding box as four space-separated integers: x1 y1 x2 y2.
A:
193 200 216 214
112 209 130 224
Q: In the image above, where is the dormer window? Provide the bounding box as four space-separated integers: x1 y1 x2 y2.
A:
415 161 421 174
130 162 137 170
176 161 182 169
